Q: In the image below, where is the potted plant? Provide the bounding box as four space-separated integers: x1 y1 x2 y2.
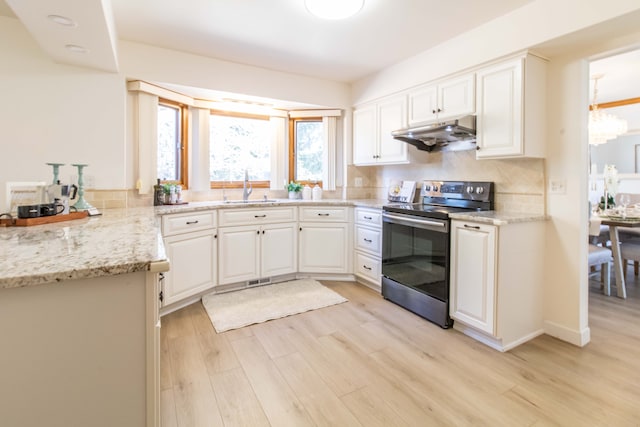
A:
285 181 303 199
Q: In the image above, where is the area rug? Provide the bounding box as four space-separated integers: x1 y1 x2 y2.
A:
201 279 348 333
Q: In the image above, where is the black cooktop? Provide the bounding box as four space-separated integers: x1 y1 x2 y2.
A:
383 203 476 220
383 180 494 220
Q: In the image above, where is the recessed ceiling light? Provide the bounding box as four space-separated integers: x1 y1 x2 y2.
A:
47 14 77 27
65 44 89 54
305 0 364 20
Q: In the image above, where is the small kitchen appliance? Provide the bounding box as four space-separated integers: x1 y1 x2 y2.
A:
381 180 494 328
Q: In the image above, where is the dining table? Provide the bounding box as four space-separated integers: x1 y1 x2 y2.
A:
598 215 640 299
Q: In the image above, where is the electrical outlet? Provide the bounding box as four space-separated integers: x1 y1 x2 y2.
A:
549 178 566 194
354 177 363 187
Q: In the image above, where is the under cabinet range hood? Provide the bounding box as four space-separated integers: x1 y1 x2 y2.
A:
391 115 476 152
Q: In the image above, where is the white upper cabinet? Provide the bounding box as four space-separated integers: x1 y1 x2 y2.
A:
353 94 408 166
353 105 377 165
408 73 475 125
475 53 547 159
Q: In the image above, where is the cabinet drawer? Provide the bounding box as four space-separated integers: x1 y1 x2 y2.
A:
299 206 348 222
355 225 382 255
354 207 382 227
354 252 381 283
161 210 216 236
218 207 296 227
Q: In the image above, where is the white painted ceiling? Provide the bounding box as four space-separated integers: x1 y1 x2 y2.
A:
2 0 536 83
2 0 639 111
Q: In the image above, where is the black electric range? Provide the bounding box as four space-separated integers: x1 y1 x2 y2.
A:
381 180 494 328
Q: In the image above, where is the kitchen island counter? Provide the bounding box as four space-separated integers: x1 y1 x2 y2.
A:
0 207 168 289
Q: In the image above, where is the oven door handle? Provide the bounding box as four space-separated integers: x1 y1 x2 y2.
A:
382 212 448 232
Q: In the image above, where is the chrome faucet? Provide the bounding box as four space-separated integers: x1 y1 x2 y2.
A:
242 169 253 201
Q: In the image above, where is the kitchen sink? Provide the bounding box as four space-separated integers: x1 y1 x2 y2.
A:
223 199 279 204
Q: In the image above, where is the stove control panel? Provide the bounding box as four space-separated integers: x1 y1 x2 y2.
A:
420 180 493 202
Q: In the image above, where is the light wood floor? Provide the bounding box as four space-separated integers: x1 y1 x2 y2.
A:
160 271 640 426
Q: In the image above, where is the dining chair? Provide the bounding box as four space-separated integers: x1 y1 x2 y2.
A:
589 218 612 294
588 244 612 294
620 240 640 278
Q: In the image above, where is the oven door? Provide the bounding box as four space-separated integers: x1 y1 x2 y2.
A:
381 212 449 301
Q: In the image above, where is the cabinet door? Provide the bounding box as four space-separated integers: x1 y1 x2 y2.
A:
450 221 497 335
377 95 408 164
261 223 297 277
408 84 438 125
218 225 260 285
475 58 524 158
353 105 377 165
163 229 217 305
299 223 349 273
438 74 475 120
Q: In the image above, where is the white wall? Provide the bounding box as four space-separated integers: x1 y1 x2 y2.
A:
0 17 351 210
0 17 126 210
352 0 640 105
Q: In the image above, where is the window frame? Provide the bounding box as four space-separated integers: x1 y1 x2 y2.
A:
288 117 323 187
209 110 271 189
157 98 189 188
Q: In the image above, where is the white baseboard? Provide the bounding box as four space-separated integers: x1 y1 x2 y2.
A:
453 322 545 352
544 320 591 347
354 276 381 293
453 323 506 352
296 273 356 282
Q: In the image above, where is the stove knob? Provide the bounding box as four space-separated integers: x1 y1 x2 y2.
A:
476 186 485 194
466 186 475 194
432 185 439 192
424 185 431 191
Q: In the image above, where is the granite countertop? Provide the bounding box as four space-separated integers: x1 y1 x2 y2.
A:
0 199 386 290
0 207 168 289
449 210 548 225
154 198 388 215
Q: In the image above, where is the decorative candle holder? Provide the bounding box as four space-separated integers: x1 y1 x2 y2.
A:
71 163 94 211
45 162 65 184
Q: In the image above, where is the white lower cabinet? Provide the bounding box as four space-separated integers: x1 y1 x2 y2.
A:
299 222 349 273
218 221 297 285
450 222 496 334
299 207 351 273
450 219 544 351
163 229 217 305
261 222 297 277
353 207 383 290
217 225 260 285
161 211 217 308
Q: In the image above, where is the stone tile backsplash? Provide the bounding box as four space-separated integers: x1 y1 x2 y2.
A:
84 150 545 214
345 149 545 214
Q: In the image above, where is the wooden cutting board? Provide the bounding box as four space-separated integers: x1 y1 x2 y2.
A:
0 210 89 227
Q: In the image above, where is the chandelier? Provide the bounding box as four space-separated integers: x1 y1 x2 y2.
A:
589 74 628 145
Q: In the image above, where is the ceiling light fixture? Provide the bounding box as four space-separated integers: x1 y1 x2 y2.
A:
47 14 77 27
589 74 628 145
304 0 364 20
65 44 89 54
